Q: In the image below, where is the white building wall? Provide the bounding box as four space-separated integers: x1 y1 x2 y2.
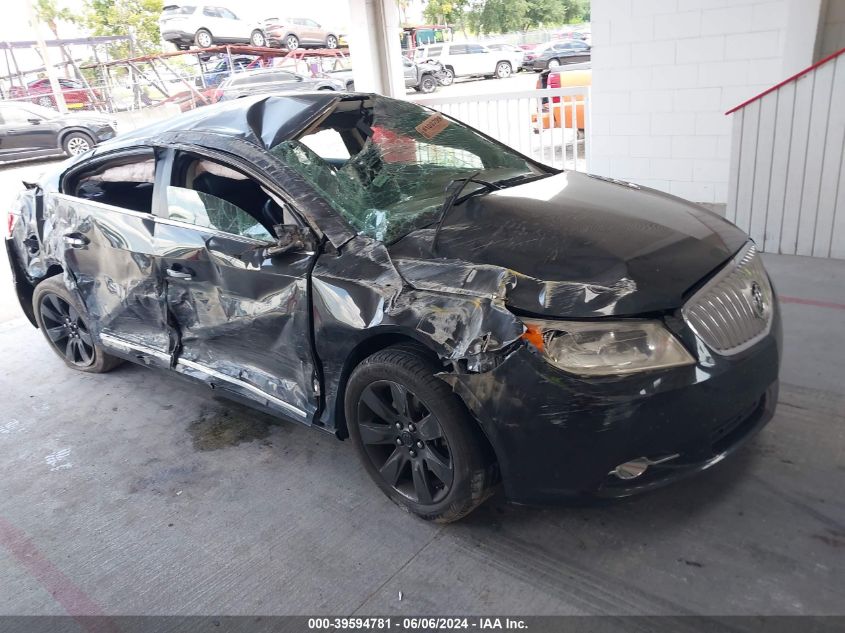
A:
590 0 791 204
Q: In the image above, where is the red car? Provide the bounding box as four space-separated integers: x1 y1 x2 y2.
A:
9 78 101 110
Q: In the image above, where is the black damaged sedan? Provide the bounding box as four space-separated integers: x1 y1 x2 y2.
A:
6 93 781 522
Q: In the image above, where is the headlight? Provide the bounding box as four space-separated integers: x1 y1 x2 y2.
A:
521 319 695 377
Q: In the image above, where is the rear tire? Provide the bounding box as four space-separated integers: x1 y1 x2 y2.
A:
195 28 213 48
285 34 300 50
33 276 123 374
440 66 455 86
495 61 512 78
547 58 560 69
62 132 95 156
326 35 338 49
346 345 496 523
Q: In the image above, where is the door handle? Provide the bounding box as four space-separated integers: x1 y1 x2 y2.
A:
63 233 89 248
166 266 193 280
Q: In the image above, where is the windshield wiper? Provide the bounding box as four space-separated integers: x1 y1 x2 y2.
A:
493 172 553 188
430 172 501 255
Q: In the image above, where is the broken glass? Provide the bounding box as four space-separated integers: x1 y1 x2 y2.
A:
269 96 544 243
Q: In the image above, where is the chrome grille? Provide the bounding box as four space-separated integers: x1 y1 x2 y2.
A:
682 243 773 356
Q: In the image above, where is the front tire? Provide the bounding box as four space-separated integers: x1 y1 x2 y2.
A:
419 74 437 93
195 28 213 48
346 345 496 523
33 277 122 374
547 58 560 69
62 132 94 156
285 34 300 50
250 30 266 47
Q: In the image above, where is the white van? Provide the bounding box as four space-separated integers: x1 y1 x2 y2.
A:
414 43 520 85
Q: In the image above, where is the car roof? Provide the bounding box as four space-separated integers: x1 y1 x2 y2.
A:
96 93 345 153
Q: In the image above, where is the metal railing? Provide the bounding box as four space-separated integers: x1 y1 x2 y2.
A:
410 86 591 172
726 47 845 259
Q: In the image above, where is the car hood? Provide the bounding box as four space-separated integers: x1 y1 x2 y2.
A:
388 171 748 318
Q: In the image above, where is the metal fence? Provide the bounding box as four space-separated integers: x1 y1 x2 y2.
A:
410 86 591 171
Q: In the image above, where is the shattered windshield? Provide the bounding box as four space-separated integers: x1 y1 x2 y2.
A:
269 96 546 243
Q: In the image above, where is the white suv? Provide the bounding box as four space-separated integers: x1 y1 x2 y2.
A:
160 4 267 50
414 43 520 85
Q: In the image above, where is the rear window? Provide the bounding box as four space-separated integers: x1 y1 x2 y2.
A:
162 5 196 15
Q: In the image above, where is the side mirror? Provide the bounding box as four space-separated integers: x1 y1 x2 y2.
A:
266 224 317 256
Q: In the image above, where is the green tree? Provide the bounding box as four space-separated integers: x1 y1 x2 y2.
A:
423 0 469 26
33 0 80 77
466 0 529 35
523 0 588 29
34 0 79 38
84 0 165 57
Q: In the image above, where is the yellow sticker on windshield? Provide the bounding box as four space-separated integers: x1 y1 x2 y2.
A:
415 113 450 139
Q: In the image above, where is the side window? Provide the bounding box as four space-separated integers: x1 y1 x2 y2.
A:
0 107 31 126
450 44 467 55
219 8 236 20
203 7 219 17
64 152 156 213
165 153 291 241
467 44 486 54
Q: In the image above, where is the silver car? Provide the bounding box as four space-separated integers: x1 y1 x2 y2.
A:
263 18 340 50
215 68 345 101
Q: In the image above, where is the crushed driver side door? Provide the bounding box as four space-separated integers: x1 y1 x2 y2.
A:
152 147 320 423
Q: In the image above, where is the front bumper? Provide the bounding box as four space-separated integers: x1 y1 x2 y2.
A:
444 303 782 504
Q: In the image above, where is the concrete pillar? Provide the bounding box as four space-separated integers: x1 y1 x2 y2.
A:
782 0 827 76
346 0 405 97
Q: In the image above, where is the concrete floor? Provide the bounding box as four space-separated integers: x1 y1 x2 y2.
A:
0 159 843 616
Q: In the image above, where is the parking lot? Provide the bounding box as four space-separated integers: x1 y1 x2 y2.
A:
1 156 843 617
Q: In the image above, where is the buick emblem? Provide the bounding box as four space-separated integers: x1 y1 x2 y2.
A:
750 282 766 319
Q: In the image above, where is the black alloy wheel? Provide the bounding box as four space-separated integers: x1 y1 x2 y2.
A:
345 345 496 522
33 276 122 374
357 380 454 504
38 293 95 368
